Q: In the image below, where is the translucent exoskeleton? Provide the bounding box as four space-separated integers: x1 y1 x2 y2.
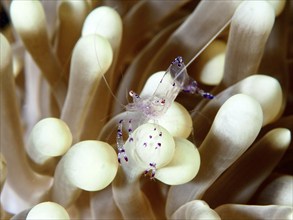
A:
117 56 214 179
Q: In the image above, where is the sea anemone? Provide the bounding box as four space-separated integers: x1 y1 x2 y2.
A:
0 0 292 219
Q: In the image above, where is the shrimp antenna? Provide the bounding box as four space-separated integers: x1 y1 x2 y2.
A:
184 19 231 70
169 18 232 86
93 32 125 110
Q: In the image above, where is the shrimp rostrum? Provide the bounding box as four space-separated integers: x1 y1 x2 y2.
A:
100 56 214 167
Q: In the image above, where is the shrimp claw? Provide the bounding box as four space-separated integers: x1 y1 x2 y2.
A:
184 81 214 99
170 56 214 99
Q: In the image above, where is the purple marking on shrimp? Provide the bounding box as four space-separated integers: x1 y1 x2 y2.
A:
159 132 162 136
117 129 122 137
143 142 147 147
149 135 152 139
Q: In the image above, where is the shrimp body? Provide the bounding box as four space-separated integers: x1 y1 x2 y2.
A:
125 56 213 120
117 57 214 178
126 91 167 119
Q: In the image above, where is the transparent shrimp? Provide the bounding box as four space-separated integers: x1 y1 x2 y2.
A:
113 19 231 178
117 56 214 178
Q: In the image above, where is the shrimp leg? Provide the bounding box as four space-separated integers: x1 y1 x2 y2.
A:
117 119 134 164
144 162 157 179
